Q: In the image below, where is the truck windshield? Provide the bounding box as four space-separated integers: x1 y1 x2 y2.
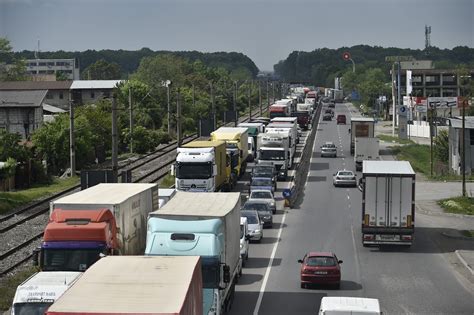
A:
42 248 103 271
177 162 212 179
201 256 220 288
269 112 286 118
259 150 285 160
13 303 52 315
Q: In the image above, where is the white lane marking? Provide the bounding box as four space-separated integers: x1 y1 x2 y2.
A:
253 210 287 315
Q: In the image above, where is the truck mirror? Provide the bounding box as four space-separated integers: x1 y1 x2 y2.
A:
213 164 218 176
223 265 231 283
170 164 176 176
32 247 40 266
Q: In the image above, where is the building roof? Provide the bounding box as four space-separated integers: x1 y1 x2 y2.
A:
43 103 66 113
70 80 123 90
449 117 474 129
0 90 47 108
0 81 72 90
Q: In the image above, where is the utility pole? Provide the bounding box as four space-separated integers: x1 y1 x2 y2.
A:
111 94 118 181
69 91 75 177
391 63 396 137
272 82 276 102
267 81 270 109
192 83 195 107
462 98 466 196
397 61 401 129
210 81 215 130
233 81 237 126
129 86 133 154
430 105 433 176
259 82 262 116
248 81 252 121
167 84 171 135
177 88 182 147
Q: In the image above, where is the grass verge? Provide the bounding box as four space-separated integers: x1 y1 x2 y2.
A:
160 173 175 188
390 144 431 174
437 197 474 215
0 267 38 311
377 134 414 145
461 230 474 238
0 176 79 215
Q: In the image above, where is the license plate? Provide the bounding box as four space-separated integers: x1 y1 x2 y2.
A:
377 235 399 241
315 271 327 275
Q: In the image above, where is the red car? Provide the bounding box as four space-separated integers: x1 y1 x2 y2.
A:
337 114 346 124
297 252 342 289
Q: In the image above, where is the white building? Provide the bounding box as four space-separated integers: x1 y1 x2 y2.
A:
448 117 474 175
26 58 80 80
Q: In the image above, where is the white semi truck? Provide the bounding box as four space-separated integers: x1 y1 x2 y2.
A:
354 138 380 171
361 161 416 246
11 271 82 315
257 133 289 180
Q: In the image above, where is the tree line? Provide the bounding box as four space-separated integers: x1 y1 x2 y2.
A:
1 38 274 184
12 48 259 80
274 45 474 87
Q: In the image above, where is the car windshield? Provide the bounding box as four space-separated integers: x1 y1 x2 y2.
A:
253 167 273 176
243 203 269 211
241 213 258 224
251 191 272 199
251 179 273 186
306 256 337 267
338 171 353 176
259 150 285 160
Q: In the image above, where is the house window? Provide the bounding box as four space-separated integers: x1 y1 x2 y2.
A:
46 93 53 99
38 62 47 66
470 129 474 146
59 92 64 99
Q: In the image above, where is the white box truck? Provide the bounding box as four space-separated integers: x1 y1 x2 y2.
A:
361 161 416 246
46 256 203 315
319 297 381 315
350 117 375 155
146 192 241 315
354 138 380 171
11 271 82 315
49 183 159 255
257 133 289 180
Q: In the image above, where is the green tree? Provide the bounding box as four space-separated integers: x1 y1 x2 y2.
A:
434 129 449 163
0 130 29 163
82 59 122 80
0 37 27 81
358 68 391 108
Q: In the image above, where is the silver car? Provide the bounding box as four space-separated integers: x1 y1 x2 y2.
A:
248 190 277 214
241 210 263 242
333 170 357 187
321 142 337 157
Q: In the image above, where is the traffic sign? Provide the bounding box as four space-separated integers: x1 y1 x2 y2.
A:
385 56 415 62
398 105 408 116
342 52 351 61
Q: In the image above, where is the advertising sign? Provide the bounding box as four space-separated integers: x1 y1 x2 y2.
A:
428 97 458 109
355 124 369 137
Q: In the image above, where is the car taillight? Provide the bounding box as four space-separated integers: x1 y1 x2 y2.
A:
402 235 412 241
363 234 374 241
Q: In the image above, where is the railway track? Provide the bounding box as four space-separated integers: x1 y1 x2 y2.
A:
0 106 269 277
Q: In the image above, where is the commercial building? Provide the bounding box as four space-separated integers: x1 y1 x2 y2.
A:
26 58 80 80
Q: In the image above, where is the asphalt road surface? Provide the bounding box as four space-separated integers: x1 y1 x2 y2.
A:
230 103 474 315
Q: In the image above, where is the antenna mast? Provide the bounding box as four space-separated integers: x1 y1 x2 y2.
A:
425 25 431 54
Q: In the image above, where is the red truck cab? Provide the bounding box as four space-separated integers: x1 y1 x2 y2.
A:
36 208 118 271
295 111 310 130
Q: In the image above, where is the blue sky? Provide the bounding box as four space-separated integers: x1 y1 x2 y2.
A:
1 0 472 71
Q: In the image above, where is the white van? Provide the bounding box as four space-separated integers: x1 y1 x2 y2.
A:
318 297 381 315
240 217 250 265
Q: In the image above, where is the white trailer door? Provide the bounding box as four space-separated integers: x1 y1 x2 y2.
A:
365 177 377 225
400 177 414 227
389 176 401 227
376 176 388 227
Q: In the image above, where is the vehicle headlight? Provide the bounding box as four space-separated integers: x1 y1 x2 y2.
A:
270 201 275 206
255 229 261 233
240 244 243 249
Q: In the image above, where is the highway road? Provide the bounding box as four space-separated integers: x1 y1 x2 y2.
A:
230 103 474 314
